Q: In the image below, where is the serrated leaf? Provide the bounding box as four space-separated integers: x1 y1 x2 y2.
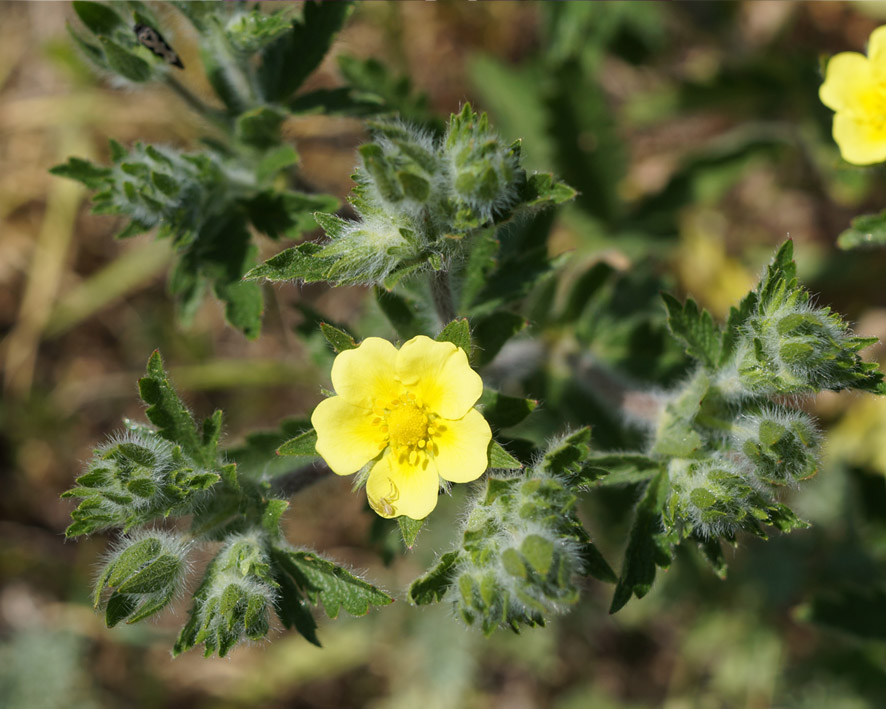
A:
579 542 618 584
256 145 299 184
243 242 332 282
277 429 318 457
662 293 721 369
275 548 393 618
408 551 461 605
575 453 662 487
436 319 472 356
838 210 886 250
521 172 578 208
273 568 321 646
262 499 290 537
610 470 672 614
258 1 354 102
477 389 537 430
320 323 357 353
139 351 206 466
488 440 522 470
49 157 111 189
398 516 424 549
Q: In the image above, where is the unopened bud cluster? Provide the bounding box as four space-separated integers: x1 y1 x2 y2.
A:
63 430 219 537
412 465 586 635
315 104 523 285
94 531 190 627
178 533 277 658
650 245 875 541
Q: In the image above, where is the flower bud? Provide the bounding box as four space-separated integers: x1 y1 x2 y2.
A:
191 533 277 657
443 104 520 227
63 430 220 537
446 468 585 634
733 408 819 485
665 458 763 538
95 531 189 627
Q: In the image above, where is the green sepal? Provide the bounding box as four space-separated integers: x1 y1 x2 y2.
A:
398 516 425 549
436 318 472 356
105 592 138 628
575 453 663 488
488 440 522 470
320 323 357 353
277 429 318 457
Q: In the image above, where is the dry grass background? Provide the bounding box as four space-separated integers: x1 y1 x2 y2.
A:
4 2 886 708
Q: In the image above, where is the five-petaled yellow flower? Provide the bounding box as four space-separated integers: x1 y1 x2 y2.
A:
311 335 492 520
820 26 886 165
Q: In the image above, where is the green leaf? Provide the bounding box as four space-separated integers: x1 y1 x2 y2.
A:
477 389 537 430
837 210 886 250
580 542 618 584
610 470 672 614
138 351 208 466
488 440 522 470
272 568 321 647
73 1 123 35
262 499 290 537
408 551 461 605
575 453 662 487
49 157 111 189
256 145 299 184
243 242 332 283
697 538 728 579
436 319 472 356
99 37 152 82
276 549 393 618
520 172 578 208
319 323 357 353
258 1 354 102
661 293 721 369
542 428 592 476
398 516 425 549
471 311 526 367
277 429 318 457
375 287 426 341
235 105 288 149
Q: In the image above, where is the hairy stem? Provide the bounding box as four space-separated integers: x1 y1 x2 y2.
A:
164 75 230 127
430 269 457 324
270 461 333 497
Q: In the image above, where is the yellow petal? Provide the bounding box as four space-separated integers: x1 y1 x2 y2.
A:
820 52 876 113
868 25 886 80
311 396 382 475
431 408 492 483
330 337 400 408
833 112 886 165
366 453 440 520
396 335 482 419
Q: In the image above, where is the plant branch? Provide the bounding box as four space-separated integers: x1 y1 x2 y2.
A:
430 269 457 324
270 460 333 497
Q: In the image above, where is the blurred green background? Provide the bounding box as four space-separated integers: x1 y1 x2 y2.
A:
4 1 886 707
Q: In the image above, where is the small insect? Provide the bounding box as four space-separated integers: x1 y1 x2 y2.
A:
133 23 184 69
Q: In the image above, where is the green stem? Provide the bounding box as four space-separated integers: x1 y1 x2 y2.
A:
430 269 457 324
164 75 231 128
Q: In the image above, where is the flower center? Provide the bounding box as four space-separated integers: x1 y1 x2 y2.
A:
371 392 440 463
387 403 428 448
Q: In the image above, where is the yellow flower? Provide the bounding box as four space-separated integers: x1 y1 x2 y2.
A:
311 335 492 520
820 26 886 165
